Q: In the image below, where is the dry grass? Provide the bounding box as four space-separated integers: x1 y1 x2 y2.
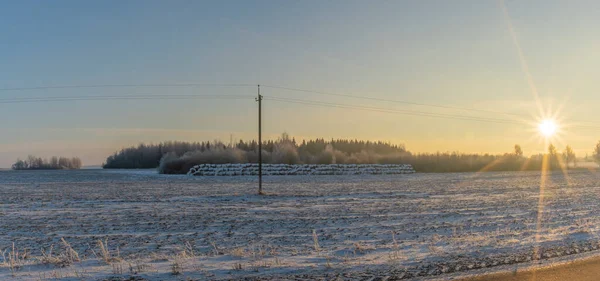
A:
31 243 156 278
3 243 29 276
251 260 271 272
60 238 80 263
353 242 367 254
127 260 152 275
95 239 122 264
224 243 283 273
228 243 278 259
231 262 244 271
388 231 403 262
182 241 196 258
312 230 321 253
170 259 183 275
112 262 124 275
39 243 78 268
28 258 90 280
168 242 198 276
209 240 220 256
324 255 333 269
230 247 246 258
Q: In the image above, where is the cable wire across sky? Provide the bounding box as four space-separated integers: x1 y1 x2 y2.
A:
0 82 597 130
264 96 526 125
0 82 527 119
261 84 529 119
0 83 255 92
0 94 254 104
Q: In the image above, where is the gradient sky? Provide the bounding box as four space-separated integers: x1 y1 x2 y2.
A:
2 0 600 167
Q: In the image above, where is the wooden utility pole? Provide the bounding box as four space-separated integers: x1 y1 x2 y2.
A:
256 85 264 195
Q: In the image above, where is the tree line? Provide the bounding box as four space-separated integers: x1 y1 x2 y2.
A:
12 156 82 170
102 133 590 174
102 141 205 169
103 134 408 172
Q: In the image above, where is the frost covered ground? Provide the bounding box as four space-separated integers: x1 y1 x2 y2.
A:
2 169 600 280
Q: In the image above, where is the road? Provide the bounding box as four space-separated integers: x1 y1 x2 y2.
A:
460 255 600 281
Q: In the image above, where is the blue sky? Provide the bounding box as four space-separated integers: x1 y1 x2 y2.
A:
2 1 600 167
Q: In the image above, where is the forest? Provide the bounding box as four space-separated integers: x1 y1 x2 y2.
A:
103 134 580 174
12 156 83 170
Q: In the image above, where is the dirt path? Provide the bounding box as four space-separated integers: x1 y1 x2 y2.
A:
460 256 600 281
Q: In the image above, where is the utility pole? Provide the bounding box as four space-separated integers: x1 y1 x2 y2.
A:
256 85 264 195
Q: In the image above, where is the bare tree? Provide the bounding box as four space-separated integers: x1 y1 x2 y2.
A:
514 144 523 157
548 144 559 169
594 141 600 164
548 144 557 156
564 145 576 168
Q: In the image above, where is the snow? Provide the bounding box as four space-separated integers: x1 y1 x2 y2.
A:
1 169 600 280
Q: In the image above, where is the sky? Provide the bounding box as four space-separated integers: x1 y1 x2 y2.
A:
1 0 600 167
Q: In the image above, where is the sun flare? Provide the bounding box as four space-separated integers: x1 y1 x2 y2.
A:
538 119 557 138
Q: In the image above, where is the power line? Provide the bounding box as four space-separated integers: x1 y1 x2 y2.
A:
1 82 598 130
0 94 254 104
0 83 255 92
2 81 590 124
0 93 253 101
0 82 530 120
264 96 524 125
263 85 600 128
261 84 528 119
266 96 600 131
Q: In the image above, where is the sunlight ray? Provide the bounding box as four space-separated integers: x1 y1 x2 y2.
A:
555 154 573 187
533 153 550 268
519 157 532 171
499 0 544 118
474 157 506 174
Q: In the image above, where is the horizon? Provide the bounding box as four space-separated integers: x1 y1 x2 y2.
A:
3 1 600 167
3 135 595 169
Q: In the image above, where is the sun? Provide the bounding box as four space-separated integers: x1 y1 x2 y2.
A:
538 119 557 138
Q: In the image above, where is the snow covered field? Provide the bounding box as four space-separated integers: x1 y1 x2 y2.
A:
2 169 600 280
